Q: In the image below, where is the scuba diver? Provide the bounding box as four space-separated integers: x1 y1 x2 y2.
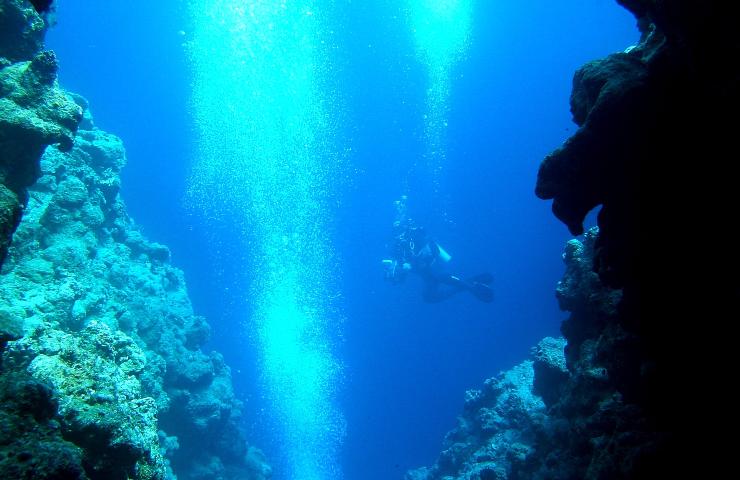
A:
382 196 494 303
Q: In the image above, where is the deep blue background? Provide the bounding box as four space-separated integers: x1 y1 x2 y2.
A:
47 1 637 479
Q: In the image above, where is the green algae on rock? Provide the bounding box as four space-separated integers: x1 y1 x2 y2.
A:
0 369 87 480
6 320 167 479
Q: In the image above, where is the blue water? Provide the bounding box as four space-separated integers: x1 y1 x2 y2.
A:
47 1 637 479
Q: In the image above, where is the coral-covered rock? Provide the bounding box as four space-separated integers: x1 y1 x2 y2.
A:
0 184 22 267
536 0 739 472
408 231 664 479
0 370 87 480
407 357 549 480
1 4 267 478
0 98 270 479
6 321 166 479
0 0 82 266
531 337 568 408
0 0 46 62
0 303 23 351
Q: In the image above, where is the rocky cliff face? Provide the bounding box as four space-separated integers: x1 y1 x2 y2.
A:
406 339 556 480
0 97 271 479
535 0 737 473
407 231 657 480
412 1 738 477
0 0 81 267
0 2 270 477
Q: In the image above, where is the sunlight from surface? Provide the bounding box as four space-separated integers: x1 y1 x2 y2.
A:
186 1 345 478
408 0 473 203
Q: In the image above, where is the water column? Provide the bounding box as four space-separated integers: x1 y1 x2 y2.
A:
408 0 473 206
186 1 344 478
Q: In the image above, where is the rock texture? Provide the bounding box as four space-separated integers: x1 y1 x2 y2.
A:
534 0 738 474
0 0 81 266
1 4 269 479
406 348 552 480
535 0 738 293
407 231 661 479
4 321 167 479
0 98 271 480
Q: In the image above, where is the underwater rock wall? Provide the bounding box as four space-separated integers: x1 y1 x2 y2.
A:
412 1 739 477
406 338 557 480
0 97 271 479
535 0 738 473
407 231 659 479
0 0 81 268
1 3 269 479
535 0 738 294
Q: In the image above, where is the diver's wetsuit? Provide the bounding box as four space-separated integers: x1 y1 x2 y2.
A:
393 226 493 303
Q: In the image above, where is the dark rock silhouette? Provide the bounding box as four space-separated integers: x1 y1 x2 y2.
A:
412 0 738 477
408 231 657 479
29 0 54 14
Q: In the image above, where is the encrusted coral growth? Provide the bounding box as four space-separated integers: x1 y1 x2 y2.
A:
406 339 561 480
0 0 81 266
5 321 166 479
0 99 270 479
407 232 660 479
521 231 659 479
0 369 87 480
0 0 45 62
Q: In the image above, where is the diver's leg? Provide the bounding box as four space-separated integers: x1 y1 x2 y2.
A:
439 275 470 292
440 274 494 302
422 275 467 302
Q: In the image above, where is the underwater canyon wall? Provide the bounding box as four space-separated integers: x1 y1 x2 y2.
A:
409 0 738 477
0 0 80 268
407 230 652 479
0 1 270 479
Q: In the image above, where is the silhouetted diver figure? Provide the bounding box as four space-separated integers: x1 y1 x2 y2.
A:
383 218 494 303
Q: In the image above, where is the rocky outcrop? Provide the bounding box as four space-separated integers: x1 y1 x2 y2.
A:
406 345 553 480
0 368 87 479
535 0 738 293
0 99 270 479
5 321 166 479
524 231 659 479
407 231 661 479
0 3 268 478
535 0 738 473
411 0 738 471
0 0 81 266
